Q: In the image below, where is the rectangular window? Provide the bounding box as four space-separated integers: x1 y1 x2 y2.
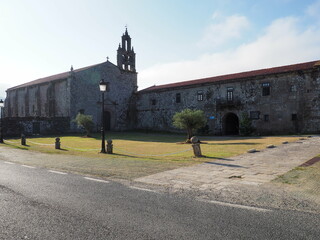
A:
79 109 85 114
264 114 269 122
151 99 156 105
176 93 181 103
292 114 298 121
250 111 260 120
227 87 234 101
197 91 204 101
262 83 270 96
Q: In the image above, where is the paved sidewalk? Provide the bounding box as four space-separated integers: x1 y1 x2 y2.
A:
136 136 320 191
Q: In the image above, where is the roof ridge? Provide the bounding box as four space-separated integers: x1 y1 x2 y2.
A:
7 61 109 91
139 60 320 92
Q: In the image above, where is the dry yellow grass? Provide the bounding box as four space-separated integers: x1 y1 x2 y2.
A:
273 160 320 204
3 132 303 179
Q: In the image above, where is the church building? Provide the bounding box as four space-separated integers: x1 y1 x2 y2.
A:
4 29 137 135
4 29 320 136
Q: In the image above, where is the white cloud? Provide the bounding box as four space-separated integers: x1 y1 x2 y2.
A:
139 16 320 90
306 0 320 20
197 14 250 49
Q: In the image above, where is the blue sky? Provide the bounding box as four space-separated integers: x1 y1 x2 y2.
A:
1 0 320 99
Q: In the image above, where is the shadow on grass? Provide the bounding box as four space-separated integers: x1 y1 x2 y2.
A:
58 148 69 152
204 162 247 168
207 142 260 146
101 152 142 159
18 132 269 144
202 156 234 161
107 153 170 161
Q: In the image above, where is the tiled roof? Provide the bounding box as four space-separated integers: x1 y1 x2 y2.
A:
7 62 108 91
140 60 320 92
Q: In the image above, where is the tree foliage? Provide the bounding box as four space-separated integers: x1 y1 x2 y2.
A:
74 113 94 137
172 109 206 141
239 112 255 136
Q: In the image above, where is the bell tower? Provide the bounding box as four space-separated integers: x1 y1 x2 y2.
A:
117 28 136 72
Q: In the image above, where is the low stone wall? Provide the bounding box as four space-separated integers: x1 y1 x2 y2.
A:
2 117 70 137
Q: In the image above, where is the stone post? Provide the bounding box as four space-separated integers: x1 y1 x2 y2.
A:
21 134 26 146
55 137 61 150
107 139 113 154
191 136 202 157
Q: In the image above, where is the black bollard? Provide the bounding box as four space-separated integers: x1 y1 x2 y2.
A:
55 137 61 149
21 134 26 146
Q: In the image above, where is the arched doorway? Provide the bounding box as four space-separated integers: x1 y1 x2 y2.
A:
223 113 239 135
104 111 111 131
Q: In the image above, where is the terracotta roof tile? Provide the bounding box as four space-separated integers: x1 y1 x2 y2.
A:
140 60 320 92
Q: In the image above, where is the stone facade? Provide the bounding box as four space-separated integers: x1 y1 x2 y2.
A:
4 29 320 136
136 62 320 135
4 30 137 136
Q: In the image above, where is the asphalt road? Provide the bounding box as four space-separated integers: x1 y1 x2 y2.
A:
0 160 319 240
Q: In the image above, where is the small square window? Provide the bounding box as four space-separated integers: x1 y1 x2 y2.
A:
292 114 298 121
176 93 181 103
264 114 269 122
197 91 204 101
262 83 270 96
78 109 85 114
250 111 260 120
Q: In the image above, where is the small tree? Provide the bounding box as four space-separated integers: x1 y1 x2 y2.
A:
172 109 206 142
239 112 255 136
74 113 94 137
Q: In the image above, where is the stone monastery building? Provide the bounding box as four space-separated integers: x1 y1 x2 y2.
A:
4 29 320 136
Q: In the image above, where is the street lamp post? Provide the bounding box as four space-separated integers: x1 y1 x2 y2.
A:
0 99 4 143
99 79 108 153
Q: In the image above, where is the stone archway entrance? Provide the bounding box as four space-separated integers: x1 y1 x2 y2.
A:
104 111 111 131
223 112 239 135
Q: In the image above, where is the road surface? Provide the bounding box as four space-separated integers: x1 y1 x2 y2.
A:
1 160 319 239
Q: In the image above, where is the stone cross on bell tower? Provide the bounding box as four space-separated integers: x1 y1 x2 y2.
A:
117 28 136 72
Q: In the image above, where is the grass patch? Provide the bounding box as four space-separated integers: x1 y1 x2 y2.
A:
273 161 320 202
275 167 307 184
3 132 303 180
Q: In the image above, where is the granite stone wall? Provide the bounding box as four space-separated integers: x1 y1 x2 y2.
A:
69 61 137 131
136 68 320 135
4 61 137 134
2 117 70 137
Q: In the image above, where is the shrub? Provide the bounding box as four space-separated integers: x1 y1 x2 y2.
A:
239 112 255 136
74 113 94 137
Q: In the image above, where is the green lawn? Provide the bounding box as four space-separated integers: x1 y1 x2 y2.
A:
3 132 302 179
